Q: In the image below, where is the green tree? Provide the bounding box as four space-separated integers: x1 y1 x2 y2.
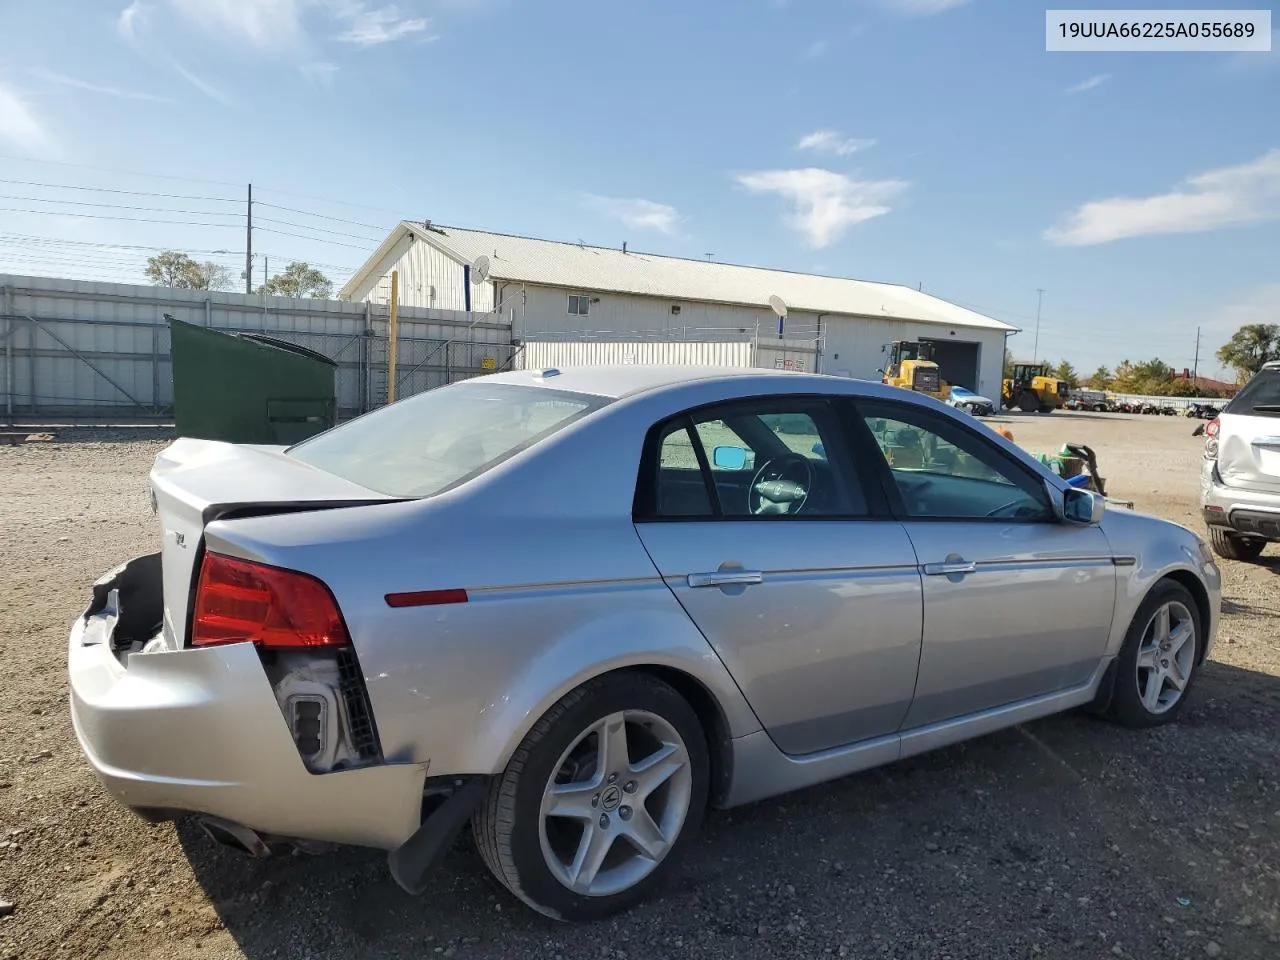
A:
143 251 232 290
1054 360 1080 390
1216 323 1280 381
1003 348 1014 380
260 262 332 299
1085 366 1111 390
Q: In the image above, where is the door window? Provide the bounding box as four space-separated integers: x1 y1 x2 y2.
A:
640 400 867 519
856 401 1052 521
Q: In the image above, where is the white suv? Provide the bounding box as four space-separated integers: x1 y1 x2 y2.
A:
1200 360 1280 562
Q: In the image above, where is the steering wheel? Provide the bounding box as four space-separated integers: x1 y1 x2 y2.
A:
749 453 813 516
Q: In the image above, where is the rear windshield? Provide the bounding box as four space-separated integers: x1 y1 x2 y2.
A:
1226 368 1280 418
288 382 610 497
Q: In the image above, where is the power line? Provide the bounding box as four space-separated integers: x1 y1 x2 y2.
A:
0 177 239 202
253 215 382 242
254 201 387 231
255 226 377 250
0 193 243 216
0 207 244 227
0 153 243 188
0 232 245 256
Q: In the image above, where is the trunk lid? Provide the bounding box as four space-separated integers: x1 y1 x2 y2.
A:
1216 367 1280 494
1217 413 1280 493
150 438 397 648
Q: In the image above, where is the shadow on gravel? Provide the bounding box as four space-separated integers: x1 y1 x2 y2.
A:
179 659 1280 960
10 426 178 444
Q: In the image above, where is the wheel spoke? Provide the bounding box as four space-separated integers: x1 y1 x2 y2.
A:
1167 621 1194 657
595 712 630 777
1153 604 1171 644
1141 668 1164 711
568 824 615 893
1167 660 1188 692
1136 645 1159 670
632 742 685 798
546 782 599 822
623 806 670 860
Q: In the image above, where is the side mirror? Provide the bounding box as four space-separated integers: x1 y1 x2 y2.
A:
1063 487 1105 525
712 446 749 471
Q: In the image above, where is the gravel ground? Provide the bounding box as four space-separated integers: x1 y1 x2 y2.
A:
1 413 1277 960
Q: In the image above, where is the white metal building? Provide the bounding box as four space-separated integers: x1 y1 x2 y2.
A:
340 222 1018 395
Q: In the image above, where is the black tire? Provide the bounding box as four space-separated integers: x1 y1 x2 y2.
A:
472 672 709 922
1208 526 1267 563
1016 391 1039 413
1103 580 1203 728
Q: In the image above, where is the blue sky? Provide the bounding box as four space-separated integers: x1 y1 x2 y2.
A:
0 0 1276 376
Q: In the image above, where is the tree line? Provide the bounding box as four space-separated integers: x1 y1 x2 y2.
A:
1003 324 1279 399
144 250 333 299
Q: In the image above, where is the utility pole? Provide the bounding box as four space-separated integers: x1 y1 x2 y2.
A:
1193 326 1201 384
1033 288 1045 363
245 183 253 294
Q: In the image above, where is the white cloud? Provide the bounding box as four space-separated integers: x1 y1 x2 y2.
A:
583 195 683 236
736 167 908 248
34 68 174 104
1065 73 1110 94
796 130 877 157
159 52 237 108
880 0 971 15
0 81 56 155
329 2 433 46
1210 283 1280 335
301 61 339 87
168 0 307 49
1045 148 1280 246
802 39 829 60
117 1 147 40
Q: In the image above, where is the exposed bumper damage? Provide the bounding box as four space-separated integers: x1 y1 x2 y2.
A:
68 556 428 853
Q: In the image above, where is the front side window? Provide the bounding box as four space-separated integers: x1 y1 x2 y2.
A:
642 399 867 519
857 401 1052 521
289 382 608 497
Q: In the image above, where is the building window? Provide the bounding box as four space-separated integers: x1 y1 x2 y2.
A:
568 294 591 316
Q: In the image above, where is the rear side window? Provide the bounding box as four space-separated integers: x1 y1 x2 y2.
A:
289 382 608 497
1226 368 1280 417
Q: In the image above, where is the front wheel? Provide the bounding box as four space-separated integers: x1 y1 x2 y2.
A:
473 672 709 921
1103 581 1202 728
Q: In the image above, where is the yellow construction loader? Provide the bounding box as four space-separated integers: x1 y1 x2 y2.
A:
1002 363 1068 413
881 340 951 401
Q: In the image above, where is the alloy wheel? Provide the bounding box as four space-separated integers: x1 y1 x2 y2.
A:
538 710 692 897
1134 600 1196 715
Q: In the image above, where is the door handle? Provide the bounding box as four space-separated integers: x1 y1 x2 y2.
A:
922 560 977 577
687 570 764 588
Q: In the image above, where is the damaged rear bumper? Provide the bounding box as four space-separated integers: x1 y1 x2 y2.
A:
68 604 428 852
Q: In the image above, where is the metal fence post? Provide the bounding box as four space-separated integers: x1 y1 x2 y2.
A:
151 322 160 414
3 285 12 425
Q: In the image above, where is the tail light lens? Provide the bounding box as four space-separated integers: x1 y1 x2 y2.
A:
192 553 350 648
1204 417 1220 460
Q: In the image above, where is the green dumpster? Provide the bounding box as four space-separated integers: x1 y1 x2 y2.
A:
168 317 337 445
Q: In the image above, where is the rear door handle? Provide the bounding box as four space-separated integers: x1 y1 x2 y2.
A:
687 571 764 588
922 560 977 577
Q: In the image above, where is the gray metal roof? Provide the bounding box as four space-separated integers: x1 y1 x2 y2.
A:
341 222 1017 333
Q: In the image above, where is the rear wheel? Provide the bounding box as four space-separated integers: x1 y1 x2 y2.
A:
1104 581 1202 728
1208 527 1267 563
1016 391 1039 413
473 673 708 922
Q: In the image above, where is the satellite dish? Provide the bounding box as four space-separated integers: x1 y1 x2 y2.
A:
471 255 490 285
768 295 788 318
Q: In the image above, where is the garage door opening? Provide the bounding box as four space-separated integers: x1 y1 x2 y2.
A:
924 340 980 392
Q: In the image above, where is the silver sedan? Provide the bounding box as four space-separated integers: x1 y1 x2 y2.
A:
68 366 1221 921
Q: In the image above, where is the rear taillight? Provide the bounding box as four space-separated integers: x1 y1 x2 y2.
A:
192 553 350 648
1204 417 1220 460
